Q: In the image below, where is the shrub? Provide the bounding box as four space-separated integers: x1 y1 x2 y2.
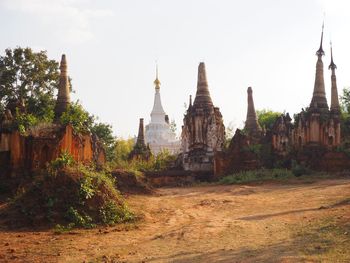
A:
9 164 134 228
50 151 75 171
291 160 310 177
219 169 294 184
99 201 134 225
65 207 95 228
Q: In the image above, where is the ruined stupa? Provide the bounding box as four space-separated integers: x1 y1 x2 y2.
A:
181 62 225 172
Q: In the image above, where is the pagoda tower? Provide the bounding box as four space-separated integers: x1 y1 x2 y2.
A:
54 54 71 122
144 66 180 155
292 24 341 148
129 118 151 160
244 87 262 139
181 62 225 172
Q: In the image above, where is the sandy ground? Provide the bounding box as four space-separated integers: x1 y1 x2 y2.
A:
0 177 350 263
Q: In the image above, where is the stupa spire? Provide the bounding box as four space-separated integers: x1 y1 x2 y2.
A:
244 87 261 134
316 21 325 56
154 64 161 89
310 23 328 110
136 118 146 146
150 65 166 123
54 54 71 121
329 42 340 112
193 62 213 108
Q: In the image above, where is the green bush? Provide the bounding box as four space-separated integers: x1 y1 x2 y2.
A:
50 151 75 171
14 108 38 134
99 201 134 225
65 207 95 228
219 169 294 185
10 164 134 228
291 160 310 177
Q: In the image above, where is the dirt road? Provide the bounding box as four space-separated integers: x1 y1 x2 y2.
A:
0 178 350 262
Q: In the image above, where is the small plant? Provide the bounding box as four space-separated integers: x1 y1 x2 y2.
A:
14 108 38 134
50 151 75 171
53 223 75 234
99 201 134 225
291 160 310 177
65 207 95 228
79 177 95 200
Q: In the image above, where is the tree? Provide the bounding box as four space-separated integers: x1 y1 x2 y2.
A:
170 119 177 133
114 138 135 166
60 101 95 134
0 47 60 122
91 123 116 162
256 109 282 130
340 87 350 139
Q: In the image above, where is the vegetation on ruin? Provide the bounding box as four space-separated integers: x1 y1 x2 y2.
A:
0 47 117 161
256 109 282 130
6 152 134 229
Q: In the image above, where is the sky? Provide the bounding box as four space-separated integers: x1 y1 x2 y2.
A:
1 0 350 138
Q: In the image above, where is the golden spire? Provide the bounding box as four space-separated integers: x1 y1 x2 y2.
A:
154 63 161 89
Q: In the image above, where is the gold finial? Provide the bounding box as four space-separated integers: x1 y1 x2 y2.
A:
154 63 161 88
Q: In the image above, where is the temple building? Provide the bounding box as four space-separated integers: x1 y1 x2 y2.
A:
0 54 105 175
144 67 180 155
181 62 225 172
291 25 341 149
244 87 263 140
129 118 152 160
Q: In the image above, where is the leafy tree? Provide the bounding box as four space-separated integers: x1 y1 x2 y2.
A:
60 101 95 134
0 47 60 122
256 109 282 130
91 123 116 162
341 87 350 113
114 138 134 165
169 119 177 133
340 87 350 139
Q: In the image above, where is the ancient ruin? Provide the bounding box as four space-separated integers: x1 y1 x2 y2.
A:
244 86 263 140
181 62 225 172
145 67 180 155
0 55 105 175
129 118 152 160
271 26 341 153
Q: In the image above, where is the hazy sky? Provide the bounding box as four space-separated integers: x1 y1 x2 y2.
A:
1 0 350 138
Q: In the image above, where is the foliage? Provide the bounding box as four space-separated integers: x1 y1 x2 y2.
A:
50 151 75 171
341 87 350 113
219 169 294 184
169 119 177 133
0 47 60 122
10 164 134 228
79 176 96 200
340 87 350 139
291 160 310 177
99 201 134 225
243 144 262 155
113 145 177 172
224 122 236 149
60 101 94 134
13 108 38 134
65 206 95 228
256 109 282 130
113 138 135 166
91 122 116 162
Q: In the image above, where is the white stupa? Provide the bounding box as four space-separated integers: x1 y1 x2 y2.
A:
145 67 180 155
